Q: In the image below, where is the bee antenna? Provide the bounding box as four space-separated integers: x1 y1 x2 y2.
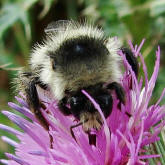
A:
70 120 88 142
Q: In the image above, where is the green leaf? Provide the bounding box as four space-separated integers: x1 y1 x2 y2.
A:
0 3 23 38
150 0 165 16
0 0 38 39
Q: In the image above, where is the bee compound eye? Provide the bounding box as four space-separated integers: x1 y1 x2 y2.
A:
70 96 86 110
96 94 113 118
70 96 81 107
96 94 113 109
70 96 84 120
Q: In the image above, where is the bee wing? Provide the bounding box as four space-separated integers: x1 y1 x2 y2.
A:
44 20 72 34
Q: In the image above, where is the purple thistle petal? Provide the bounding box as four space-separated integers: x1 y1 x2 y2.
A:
135 118 144 158
5 153 30 165
49 149 69 163
139 154 160 159
128 40 136 55
0 124 22 136
117 130 134 163
8 102 37 122
155 88 165 107
1 136 18 147
146 47 160 103
139 53 148 90
0 159 9 165
2 111 49 151
28 150 47 156
134 39 145 57
14 96 28 108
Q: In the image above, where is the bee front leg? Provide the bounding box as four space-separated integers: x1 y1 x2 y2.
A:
26 79 54 148
25 79 49 130
121 47 139 76
18 71 54 148
107 82 125 105
107 82 131 117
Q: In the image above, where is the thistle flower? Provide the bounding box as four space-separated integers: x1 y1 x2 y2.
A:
0 40 165 165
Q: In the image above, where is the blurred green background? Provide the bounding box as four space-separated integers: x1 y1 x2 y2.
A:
0 0 165 164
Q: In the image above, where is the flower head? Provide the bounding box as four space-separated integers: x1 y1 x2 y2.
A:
0 40 165 165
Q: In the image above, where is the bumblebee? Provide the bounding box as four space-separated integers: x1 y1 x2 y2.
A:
16 20 138 141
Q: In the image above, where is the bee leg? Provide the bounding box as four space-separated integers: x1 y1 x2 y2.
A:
18 72 53 147
35 79 48 90
58 97 72 116
107 82 125 105
26 80 55 148
70 122 84 142
107 82 131 117
25 80 49 130
18 72 49 129
121 47 139 76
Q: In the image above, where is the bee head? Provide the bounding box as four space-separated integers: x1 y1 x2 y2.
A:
68 84 113 132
